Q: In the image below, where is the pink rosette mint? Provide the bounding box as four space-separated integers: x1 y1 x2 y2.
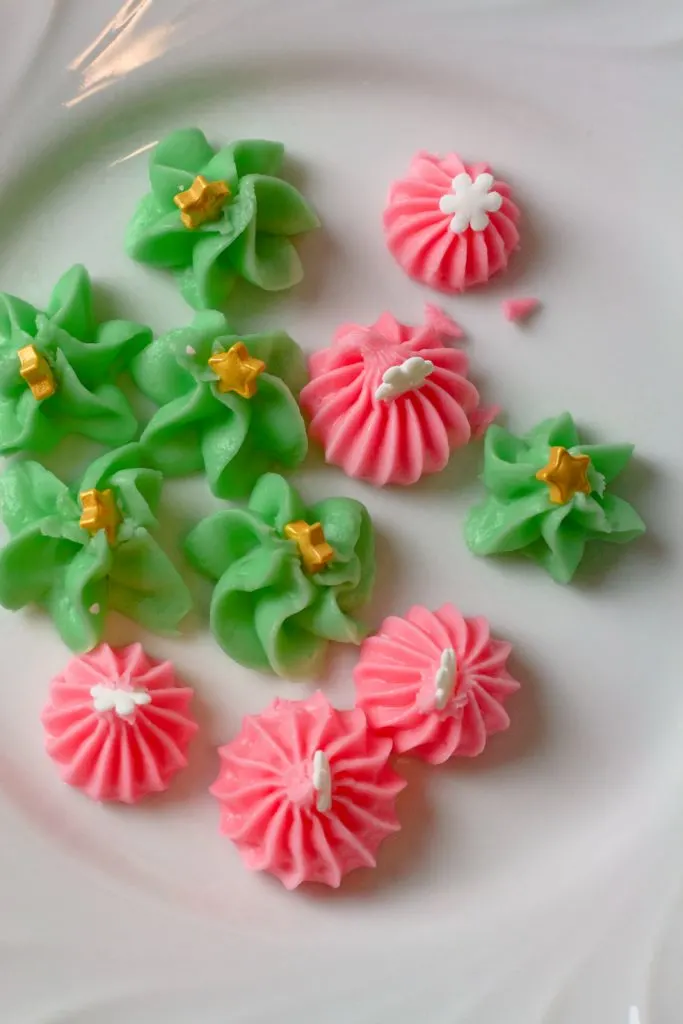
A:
383 151 520 292
354 605 520 764
299 305 497 486
210 692 406 889
42 644 198 803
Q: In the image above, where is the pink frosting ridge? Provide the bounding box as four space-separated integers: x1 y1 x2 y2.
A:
383 151 520 292
210 692 406 889
299 305 498 486
354 604 520 764
42 644 198 803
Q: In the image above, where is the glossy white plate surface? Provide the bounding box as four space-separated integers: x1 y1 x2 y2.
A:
0 2 682 1021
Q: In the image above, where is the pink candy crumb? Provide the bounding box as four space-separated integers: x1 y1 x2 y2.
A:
502 297 540 323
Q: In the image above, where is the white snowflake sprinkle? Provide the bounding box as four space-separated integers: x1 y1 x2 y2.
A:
439 172 503 234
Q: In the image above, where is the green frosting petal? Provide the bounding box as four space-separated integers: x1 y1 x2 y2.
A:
598 493 646 540
149 165 197 210
0 461 76 534
465 491 550 555
45 352 138 447
199 149 240 190
178 244 238 311
108 530 192 634
249 174 321 235
228 213 304 292
570 495 610 534
294 588 365 646
0 292 38 336
209 545 317 675
51 319 151 390
187 199 255 308
238 374 307 468
184 508 273 581
247 472 307 532
531 411 580 449
106 467 163 530
0 527 76 609
45 264 96 341
229 139 284 178
152 127 215 182
125 199 199 267
240 330 308 393
134 314 308 497
464 411 645 582
533 505 586 584
200 398 255 499
481 425 540 500
125 127 318 310
0 266 151 455
0 446 191 650
80 442 148 491
46 532 112 651
141 385 218 477
130 312 228 404
184 474 375 676
574 444 635 484
309 496 375 609
0 390 51 452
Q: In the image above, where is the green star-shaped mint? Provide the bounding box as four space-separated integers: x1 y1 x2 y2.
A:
464 412 645 582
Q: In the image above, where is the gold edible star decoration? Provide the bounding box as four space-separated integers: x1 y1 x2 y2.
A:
284 520 335 574
79 488 121 544
173 175 231 229
208 342 266 398
18 344 56 401
535 446 592 505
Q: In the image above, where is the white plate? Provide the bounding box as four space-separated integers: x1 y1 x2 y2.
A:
1 1 682 1021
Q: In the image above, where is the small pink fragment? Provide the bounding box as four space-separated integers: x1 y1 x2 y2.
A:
502 297 540 323
89 603 100 615
469 404 501 439
424 303 465 339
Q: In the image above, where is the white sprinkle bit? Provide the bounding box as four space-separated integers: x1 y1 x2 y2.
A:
312 749 332 812
434 647 457 711
90 684 151 718
375 356 434 402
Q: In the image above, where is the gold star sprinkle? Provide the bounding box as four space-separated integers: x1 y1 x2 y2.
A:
79 489 121 544
284 521 335 574
535 446 592 505
173 175 230 229
208 342 266 398
18 344 56 401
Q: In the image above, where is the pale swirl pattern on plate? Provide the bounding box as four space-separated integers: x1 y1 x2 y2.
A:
210 692 406 889
299 306 498 486
41 643 198 803
354 604 520 764
383 151 520 292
